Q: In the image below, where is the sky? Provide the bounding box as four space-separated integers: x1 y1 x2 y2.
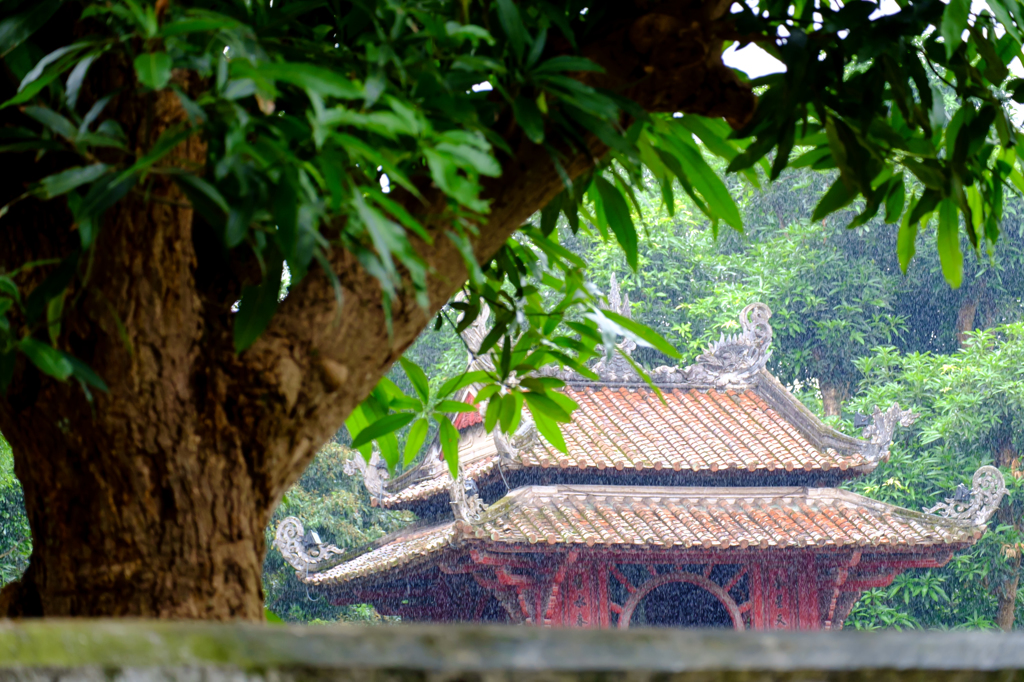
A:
721 0 1023 79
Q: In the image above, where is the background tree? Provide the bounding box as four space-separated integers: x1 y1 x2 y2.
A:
0 437 29 587
843 327 1024 630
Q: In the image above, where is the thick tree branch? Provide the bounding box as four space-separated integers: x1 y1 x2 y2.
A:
238 0 757 502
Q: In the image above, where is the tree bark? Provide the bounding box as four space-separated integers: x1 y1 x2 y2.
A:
820 381 848 417
0 0 755 618
994 438 1021 631
956 297 978 348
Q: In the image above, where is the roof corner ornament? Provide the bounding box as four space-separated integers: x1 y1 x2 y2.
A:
860 403 919 462
593 274 639 381
493 416 542 463
925 466 1007 526
342 448 389 500
274 516 345 572
450 473 486 524
680 302 774 389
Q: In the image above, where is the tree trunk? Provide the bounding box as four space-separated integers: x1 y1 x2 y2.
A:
996 556 1021 631
994 437 1021 631
956 297 978 348
0 1 755 618
820 381 848 417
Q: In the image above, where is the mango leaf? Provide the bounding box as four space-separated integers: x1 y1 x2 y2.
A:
531 409 566 453
438 370 491 399
0 0 61 57
19 338 73 380
484 395 501 432
399 357 430 402
594 177 637 270
532 56 603 74
936 197 963 288
513 95 545 144
351 412 416 448
65 353 108 392
941 0 970 59
439 415 460 478
495 0 527 62
811 177 855 221
404 418 429 465
435 400 478 413
233 253 284 353
522 390 572 423
134 52 173 90
234 61 361 99
173 173 229 227
38 164 108 199
600 309 682 359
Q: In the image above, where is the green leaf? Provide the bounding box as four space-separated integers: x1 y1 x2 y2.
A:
65 354 108 392
533 56 604 74
438 370 490 399
38 164 109 199
435 400 477 413
594 177 637 270
941 0 970 59
531 410 566 453
234 61 361 99
133 52 173 90
885 175 906 224
936 197 964 288
495 0 527 62
523 391 572 423
513 95 545 144
439 415 460 478
264 608 284 624
233 252 284 353
404 418 429 465
670 137 743 230
484 395 501 433
600 309 682 359
399 357 430 402
18 338 72 380
0 0 61 58
24 106 77 140
5 42 93 109
811 177 855 221
351 412 416 448
174 173 229 228
65 54 97 111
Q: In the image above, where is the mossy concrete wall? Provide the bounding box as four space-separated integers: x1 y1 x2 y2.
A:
1 622 1023 682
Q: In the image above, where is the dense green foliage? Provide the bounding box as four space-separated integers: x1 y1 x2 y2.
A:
7 0 1024 481
0 437 30 587
842 327 1024 630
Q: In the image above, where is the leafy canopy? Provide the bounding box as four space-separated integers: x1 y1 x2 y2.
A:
4 0 1024 473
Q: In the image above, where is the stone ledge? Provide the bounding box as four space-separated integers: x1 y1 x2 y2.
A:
0 622 1023 681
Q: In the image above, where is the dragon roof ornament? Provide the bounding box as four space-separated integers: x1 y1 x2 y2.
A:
342 447 389 500
536 302 776 389
450 473 487 524
274 516 347 573
860 403 919 462
925 466 1007 526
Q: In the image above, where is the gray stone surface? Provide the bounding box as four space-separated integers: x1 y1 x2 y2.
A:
0 622 1022 682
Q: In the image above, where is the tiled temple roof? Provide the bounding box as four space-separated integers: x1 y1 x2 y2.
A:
293 484 985 587
523 385 866 473
377 374 875 509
